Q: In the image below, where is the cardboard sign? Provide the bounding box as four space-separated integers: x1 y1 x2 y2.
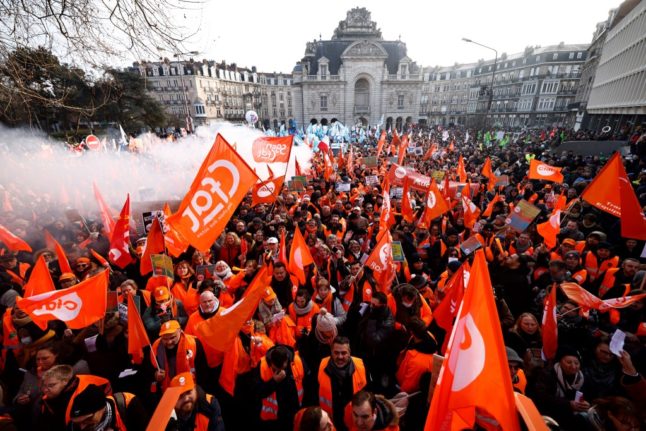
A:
391 241 405 262
507 199 541 233
151 254 174 279
142 210 164 234
460 236 483 256
495 175 510 187
431 170 445 181
414 147 424 156
365 175 379 186
390 187 403 199
335 182 351 192
364 156 378 168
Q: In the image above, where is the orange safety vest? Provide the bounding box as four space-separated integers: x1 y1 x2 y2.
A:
599 268 630 298
106 392 136 431
2 308 19 356
65 375 112 424
193 394 216 431
571 269 588 285
318 356 366 416
387 293 433 327
151 334 197 391
259 353 304 421
288 302 320 338
584 253 619 282
396 349 434 394
186 309 225 368
513 369 527 394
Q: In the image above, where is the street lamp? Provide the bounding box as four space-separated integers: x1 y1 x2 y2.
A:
463 38 498 129
157 47 200 133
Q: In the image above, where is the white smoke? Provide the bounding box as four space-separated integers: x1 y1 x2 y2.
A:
0 123 313 220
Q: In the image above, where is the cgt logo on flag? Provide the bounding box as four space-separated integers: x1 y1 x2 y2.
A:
368 242 391 272
256 181 276 198
31 292 83 321
536 164 558 177
427 191 437 208
447 313 485 391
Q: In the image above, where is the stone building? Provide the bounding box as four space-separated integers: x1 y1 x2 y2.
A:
291 7 424 130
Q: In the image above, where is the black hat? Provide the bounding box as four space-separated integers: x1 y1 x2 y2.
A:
597 241 612 250
409 275 428 290
70 384 106 418
556 345 581 362
447 260 462 272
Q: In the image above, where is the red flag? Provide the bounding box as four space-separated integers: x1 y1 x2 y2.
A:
528 159 564 183
44 230 72 274
23 255 55 298
618 166 646 240
323 152 333 181
251 176 285 207
425 250 520 431
542 284 558 361
295 158 302 176
553 190 567 212
140 218 166 275
423 143 437 161
421 179 449 226
379 187 395 235
90 249 110 269
364 230 394 287
598 293 646 311
162 203 189 258
109 195 134 269
196 266 271 351
391 129 401 152
457 155 467 183
537 210 561 249
401 178 416 223
288 227 314 285
0 224 32 252
17 270 109 330
166 134 258 251
398 133 408 165
127 293 151 364
376 131 386 159
434 264 470 354
347 146 354 177
92 182 116 237
581 152 622 217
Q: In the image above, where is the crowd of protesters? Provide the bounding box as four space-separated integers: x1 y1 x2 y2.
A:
0 124 645 431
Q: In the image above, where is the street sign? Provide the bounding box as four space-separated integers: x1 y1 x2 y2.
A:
86 134 101 151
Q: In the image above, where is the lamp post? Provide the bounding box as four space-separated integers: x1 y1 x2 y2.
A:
462 38 498 129
157 48 199 133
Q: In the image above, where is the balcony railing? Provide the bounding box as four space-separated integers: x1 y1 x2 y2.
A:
354 105 370 115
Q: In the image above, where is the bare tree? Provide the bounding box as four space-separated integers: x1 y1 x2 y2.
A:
0 0 200 129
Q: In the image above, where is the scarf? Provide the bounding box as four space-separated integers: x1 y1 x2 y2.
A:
554 362 584 398
157 333 192 380
293 301 313 317
94 401 113 431
315 291 334 312
325 357 355 388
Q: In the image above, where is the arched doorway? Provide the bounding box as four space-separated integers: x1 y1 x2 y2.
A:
354 78 370 113
405 116 413 125
395 117 403 130
321 118 328 126
310 118 318 125
358 117 368 126
386 117 393 130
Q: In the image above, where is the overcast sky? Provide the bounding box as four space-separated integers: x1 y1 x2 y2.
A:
151 0 620 72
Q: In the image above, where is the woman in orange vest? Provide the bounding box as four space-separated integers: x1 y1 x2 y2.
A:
257 345 305 430
288 289 320 340
171 261 199 315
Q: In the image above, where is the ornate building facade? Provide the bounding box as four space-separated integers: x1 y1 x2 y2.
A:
291 8 424 129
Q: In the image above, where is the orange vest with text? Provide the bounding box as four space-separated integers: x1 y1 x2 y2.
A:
259 353 304 421
318 356 367 416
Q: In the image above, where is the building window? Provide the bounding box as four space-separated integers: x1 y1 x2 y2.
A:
536 55 541 62
397 94 405 109
320 95 327 111
552 53 558 60
400 64 407 79
576 52 583 59
320 64 327 80
569 52 575 59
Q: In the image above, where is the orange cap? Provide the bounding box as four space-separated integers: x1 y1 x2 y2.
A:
263 287 277 302
170 372 195 391
154 286 170 301
159 319 181 336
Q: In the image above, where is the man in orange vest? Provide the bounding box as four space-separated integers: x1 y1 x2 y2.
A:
318 337 367 431
257 344 304 431
166 372 225 431
151 319 208 393
68 384 147 431
506 347 527 394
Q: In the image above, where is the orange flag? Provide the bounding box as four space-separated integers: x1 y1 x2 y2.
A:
378 187 395 236
482 194 502 218
448 141 455 152
618 165 646 240
127 293 151 364
364 230 394 286
457 155 467 183
537 210 560 250
553 190 567 212
434 264 470 355
23 255 55 298
391 129 401 153
461 195 480 229
166 134 258 251
515 392 551 431
197 266 271 351
421 179 449 226
109 195 134 269
279 228 288 266
528 159 564 183
44 230 72 274
162 203 189 258
90 249 110 269
398 133 408 165
295 158 302 176
481 157 497 191
401 178 416 223
581 153 622 217
145 387 184 431
251 176 285 207
425 250 520 431
542 284 558 361
288 227 314 285
92 182 116 237
17 270 109 330
323 152 333 181
0 224 32 252
423 143 437 161
140 218 166 275
560 282 646 312
347 146 354 178
376 131 386 159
